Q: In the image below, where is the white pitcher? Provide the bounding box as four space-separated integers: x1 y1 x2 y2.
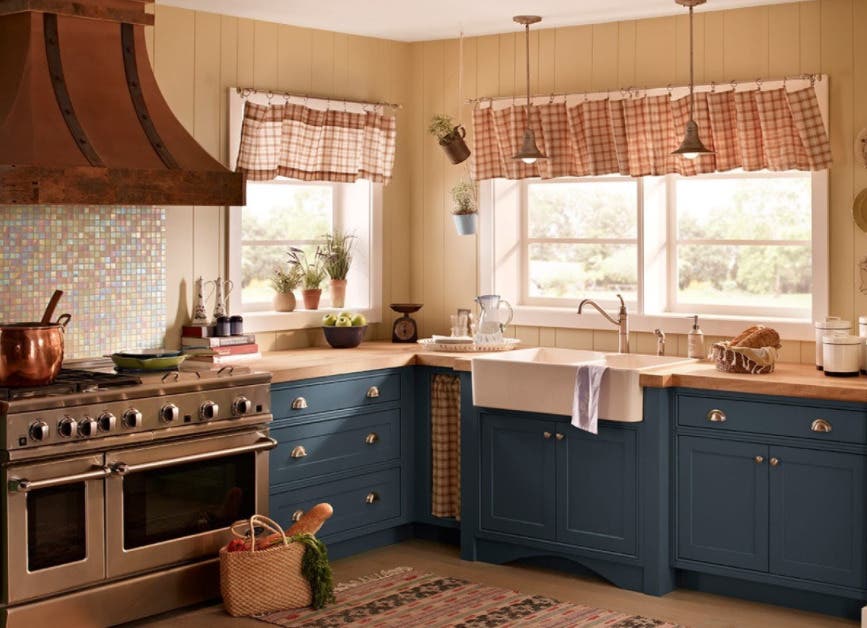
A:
207 277 234 319
191 276 210 325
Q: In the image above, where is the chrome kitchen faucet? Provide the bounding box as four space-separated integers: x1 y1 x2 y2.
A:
577 294 629 354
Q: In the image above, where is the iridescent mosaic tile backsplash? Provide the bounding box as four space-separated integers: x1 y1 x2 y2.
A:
0 206 166 359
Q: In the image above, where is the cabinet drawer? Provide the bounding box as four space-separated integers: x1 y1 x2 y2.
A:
270 467 402 537
272 371 401 419
270 408 400 485
677 394 867 445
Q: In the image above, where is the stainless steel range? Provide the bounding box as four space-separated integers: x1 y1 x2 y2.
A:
0 362 274 627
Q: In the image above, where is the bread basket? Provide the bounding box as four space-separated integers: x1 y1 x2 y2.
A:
711 325 782 374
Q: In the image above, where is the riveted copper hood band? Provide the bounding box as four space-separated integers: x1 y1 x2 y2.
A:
0 0 245 205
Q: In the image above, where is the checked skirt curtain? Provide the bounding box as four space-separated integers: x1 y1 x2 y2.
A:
236 101 397 184
471 85 831 180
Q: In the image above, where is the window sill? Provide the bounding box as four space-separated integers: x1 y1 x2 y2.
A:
241 306 381 334
511 305 814 341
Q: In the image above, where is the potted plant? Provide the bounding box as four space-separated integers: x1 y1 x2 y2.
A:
451 178 478 235
270 264 301 312
428 113 471 165
287 247 327 310
322 230 355 308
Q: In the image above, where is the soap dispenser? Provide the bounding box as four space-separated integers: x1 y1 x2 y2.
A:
687 315 705 359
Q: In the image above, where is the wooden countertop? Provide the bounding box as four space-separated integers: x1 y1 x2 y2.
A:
248 342 867 403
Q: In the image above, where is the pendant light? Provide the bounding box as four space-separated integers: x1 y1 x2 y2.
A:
512 15 546 164
672 0 713 159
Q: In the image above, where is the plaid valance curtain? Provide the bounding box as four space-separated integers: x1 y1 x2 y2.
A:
471 86 831 180
236 101 397 184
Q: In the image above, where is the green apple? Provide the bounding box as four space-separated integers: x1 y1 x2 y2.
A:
338 311 352 319
322 313 338 327
335 316 353 327
350 313 367 327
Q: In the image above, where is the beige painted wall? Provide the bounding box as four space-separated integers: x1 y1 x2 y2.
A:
408 0 867 363
145 6 411 350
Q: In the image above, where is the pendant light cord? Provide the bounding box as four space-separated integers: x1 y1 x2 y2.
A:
688 5 695 121
524 23 531 126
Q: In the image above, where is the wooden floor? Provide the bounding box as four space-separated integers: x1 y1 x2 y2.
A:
130 540 857 628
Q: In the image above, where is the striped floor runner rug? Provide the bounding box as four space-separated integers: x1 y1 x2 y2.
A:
258 567 683 627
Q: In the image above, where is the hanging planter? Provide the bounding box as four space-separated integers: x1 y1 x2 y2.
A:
451 178 478 235
452 212 477 235
428 114 471 165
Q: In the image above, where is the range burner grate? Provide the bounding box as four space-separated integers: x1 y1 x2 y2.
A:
0 369 142 401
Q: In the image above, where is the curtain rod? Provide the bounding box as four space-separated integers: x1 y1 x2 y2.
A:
235 87 401 110
465 73 821 105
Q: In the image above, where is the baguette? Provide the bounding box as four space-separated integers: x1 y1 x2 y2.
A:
285 503 334 537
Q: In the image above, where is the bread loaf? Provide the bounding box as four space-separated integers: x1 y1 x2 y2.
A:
734 327 781 349
729 325 763 347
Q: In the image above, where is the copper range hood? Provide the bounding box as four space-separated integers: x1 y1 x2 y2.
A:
0 0 244 206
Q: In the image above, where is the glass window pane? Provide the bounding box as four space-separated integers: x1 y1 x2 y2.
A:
242 182 332 242
527 180 637 239
528 243 638 302
677 244 811 310
676 176 811 241
28 483 87 571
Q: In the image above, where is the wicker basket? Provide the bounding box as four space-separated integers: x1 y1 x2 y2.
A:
220 515 313 617
711 342 776 374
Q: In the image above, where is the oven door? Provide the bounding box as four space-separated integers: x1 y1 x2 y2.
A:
105 429 274 578
4 454 109 603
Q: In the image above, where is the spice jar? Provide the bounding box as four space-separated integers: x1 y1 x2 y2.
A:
822 334 861 377
215 316 231 337
229 315 244 336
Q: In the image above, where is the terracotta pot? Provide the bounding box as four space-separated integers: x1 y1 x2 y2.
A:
440 126 471 164
302 289 322 310
452 213 478 235
329 279 347 308
273 291 296 312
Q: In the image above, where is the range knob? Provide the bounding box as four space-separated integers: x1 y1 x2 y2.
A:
122 409 143 429
160 403 180 423
57 416 78 438
199 401 220 420
97 412 117 433
29 420 49 442
78 417 98 438
232 396 253 417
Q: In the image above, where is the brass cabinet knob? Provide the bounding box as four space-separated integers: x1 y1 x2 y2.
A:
811 418 832 433
770 457 780 467
290 445 308 459
365 491 379 504
754 455 765 464
292 510 304 522
365 432 379 445
366 386 380 399
706 409 727 423
291 397 308 410
555 433 565 441
543 431 552 439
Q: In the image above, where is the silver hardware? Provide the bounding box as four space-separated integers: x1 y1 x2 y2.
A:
578 294 629 353
366 386 380 399
706 409 727 423
755 455 764 464
78 416 98 437
110 437 277 476
291 397 308 410
199 401 219 420
97 412 116 433
365 432 379 445
232 396 253 416
543 431 552 439
555 432 565 441
160 403 180 423
365 491 379 504
8 466 111 492
290 445 308 459
292 510 304 522
29 420 49 442
770 457 780 467
811 418 832 433
57 416 78 438
122 409 142 429
654 328 666 356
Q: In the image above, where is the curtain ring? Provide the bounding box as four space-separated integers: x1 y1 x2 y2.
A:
810 74 817 87
755 78 763 90
666 83 673 96
730 79 737 91
548 93 554 104
710 81 716 93
266 91 273 104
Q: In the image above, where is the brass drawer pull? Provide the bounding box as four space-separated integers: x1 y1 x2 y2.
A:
811 419 832 433
706 409 726 423
365 491 379 504
555 433 565 441
543 431 552 439
365 432 379 445
754 455 764 464
291 397 308 410
366 386 380 399
292 510 304 522
770 457 780 467
290 445 308 459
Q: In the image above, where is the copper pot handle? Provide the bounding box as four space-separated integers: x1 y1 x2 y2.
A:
55 313 72 329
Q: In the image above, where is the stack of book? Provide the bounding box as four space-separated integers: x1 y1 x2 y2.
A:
180 333 260 364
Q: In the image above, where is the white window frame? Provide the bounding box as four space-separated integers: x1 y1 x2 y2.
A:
226 89 382 334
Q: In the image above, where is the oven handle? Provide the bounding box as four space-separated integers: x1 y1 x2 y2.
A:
110 437 278 476
8 466 111 493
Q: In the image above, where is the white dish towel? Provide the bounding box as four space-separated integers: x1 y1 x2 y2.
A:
571 363 608 434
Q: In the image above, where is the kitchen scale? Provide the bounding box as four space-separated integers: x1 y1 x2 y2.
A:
390 303 422 343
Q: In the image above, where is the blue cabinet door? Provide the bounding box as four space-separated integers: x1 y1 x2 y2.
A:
480 412 556 540
677 436 769 571
556 425 637 556
769 446 866 588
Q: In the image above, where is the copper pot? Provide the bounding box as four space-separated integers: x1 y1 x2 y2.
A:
0 314 71 386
